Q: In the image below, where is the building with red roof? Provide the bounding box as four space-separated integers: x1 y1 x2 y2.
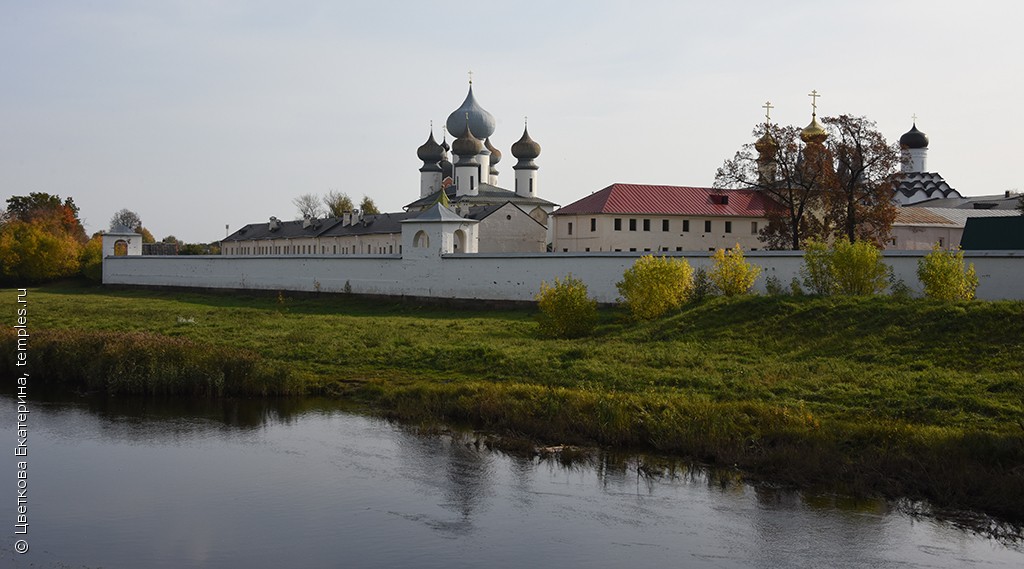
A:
551 183 778 253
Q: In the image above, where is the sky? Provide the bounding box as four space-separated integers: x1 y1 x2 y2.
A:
2 1 1022 243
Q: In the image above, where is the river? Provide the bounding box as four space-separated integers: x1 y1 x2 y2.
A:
3 393 1021 568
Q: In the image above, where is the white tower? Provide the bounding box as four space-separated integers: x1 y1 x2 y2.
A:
511 123 541 198
452 119 484 197
900 122 929 173
417 129 444 198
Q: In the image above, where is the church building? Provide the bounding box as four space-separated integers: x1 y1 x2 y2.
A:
222 81 555 256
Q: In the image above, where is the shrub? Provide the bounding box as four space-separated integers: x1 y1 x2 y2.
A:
800 239 834 295
889 275 912 300
917 245 978 301
691 266 714 302
616 255 694 320
80 236 103 282
536 275 598 337
764 275 785 296
829 239 889 296
801 239 889 296
709 244 761 296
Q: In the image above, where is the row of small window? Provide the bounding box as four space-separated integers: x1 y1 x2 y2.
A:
566 219 758 235
226 244 399 255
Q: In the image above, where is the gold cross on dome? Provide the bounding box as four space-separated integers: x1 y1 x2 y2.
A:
808 90 820 113
762 101 774 122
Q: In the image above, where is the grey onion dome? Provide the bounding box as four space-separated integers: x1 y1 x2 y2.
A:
485 137 501 165
445 85 496 140
899 123 929 149
511 126 541 160
417 131 444 162
452 121 484 157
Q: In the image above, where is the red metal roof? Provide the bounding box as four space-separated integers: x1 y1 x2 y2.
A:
553 183 778 217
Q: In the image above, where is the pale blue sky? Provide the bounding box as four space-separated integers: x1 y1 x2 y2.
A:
2 1 1021 242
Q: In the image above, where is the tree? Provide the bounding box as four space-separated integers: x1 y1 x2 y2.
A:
293 193 325 219
360 195 380 215
162 235 180 244
821 115 900 245
324 191 354 217
110 208 142 231
6 192 87 243
0 219 82 283
715 124 831 250
80 234 104 282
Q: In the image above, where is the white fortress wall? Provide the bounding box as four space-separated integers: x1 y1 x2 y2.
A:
104 251 1024 302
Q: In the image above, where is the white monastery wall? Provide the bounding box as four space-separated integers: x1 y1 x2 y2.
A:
104 251 1024 302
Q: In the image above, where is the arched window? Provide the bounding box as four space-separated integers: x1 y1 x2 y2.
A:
414 230 429 248
114 240 128 256
453 229 466 252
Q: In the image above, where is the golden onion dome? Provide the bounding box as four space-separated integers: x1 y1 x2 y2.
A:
754 130 777 153
800 115 827 144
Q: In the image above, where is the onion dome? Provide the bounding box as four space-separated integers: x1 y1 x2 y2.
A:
451 120 484 157
899 123 929 149
445 85 496 141
485 138 501 165
511 126 541 160
754 130 777 154
440 158 454 179
800 114 827 144
416 131 443 163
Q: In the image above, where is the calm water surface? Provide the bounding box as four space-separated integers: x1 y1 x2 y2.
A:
3 394 1021 569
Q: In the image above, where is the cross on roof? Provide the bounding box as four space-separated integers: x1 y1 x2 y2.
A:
762 101 774 123
808 90 821 113
468 70 473 85
912 113 918 123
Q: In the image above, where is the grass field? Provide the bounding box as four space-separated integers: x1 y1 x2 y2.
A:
3 282 1023 522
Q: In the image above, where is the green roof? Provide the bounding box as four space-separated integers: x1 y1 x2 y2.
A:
960 216 1024 250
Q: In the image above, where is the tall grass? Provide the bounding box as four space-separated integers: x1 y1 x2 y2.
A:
1 284 1022 522
0 328 298 396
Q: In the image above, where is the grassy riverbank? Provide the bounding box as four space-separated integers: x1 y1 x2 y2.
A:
3 282 1023 522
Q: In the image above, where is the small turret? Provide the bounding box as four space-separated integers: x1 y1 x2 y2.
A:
453 118 483 196
900 120 929 173
485 137 501 185
512 122 541 198
417 127 444 198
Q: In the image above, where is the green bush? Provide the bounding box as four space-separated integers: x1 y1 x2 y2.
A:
616 255 694 319
764 275 785 296
829 239 889 295
801 239 835 295
917 245 978 301
535 275 598 337
801 239 889 296
692 266 714 302
709 244 761 296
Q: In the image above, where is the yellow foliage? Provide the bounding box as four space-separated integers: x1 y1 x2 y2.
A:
709 244 761 296
917 244 978 301
616 255 694 320
535 275 598 338
0 219 82 283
